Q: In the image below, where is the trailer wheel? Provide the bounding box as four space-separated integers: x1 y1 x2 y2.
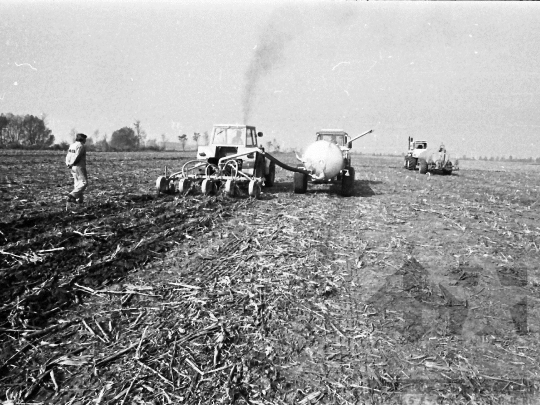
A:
293 172 308 194
443 162 453 176
178 179 191 193
264 162 276 187
201 179 215 196
341 166 355 197
225 179 236 197
248 180 261 199
419 160 428 174
156 176 168 196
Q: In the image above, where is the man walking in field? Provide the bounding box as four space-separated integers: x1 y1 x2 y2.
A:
65 133 88 204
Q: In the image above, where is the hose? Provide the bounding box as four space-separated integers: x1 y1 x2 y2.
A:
263 152 311 175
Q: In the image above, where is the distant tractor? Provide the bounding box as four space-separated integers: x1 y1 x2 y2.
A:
156 124 275 198
403 137 428 170
404 136 458 175
293 129 373 196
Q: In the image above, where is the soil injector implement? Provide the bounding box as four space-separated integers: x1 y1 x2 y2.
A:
156 125 373 198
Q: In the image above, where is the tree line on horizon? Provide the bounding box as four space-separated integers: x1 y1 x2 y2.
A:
0 114 167 152
0 113 285 153
1 113 538 160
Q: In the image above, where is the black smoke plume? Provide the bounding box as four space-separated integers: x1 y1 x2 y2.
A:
242 7 301 123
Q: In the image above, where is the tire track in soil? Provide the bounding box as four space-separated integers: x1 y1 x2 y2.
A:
261 190 404 402
0 196 240 329
292 193 399 397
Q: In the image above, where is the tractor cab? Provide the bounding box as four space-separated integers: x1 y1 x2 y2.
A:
412 140 428 150
407 137 428 159
316 129 352 147
316 129 352 165
194 124 270 180
197 125 262 165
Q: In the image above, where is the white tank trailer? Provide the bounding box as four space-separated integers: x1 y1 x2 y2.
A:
293 129 373 196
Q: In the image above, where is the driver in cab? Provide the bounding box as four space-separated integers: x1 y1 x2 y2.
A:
231 129 243 145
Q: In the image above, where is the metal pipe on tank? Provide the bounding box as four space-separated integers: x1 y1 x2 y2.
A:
347 129 374 144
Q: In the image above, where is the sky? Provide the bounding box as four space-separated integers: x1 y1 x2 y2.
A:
1 0 540 158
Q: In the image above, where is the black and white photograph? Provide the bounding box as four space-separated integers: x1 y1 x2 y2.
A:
1 1 539 404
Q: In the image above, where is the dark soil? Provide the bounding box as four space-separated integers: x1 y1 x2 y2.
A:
1 151 539 404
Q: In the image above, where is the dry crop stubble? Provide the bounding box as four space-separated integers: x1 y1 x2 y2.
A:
0 151 539 404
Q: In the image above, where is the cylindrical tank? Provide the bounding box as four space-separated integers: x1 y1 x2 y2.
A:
418 148 447 165
302 140 345 179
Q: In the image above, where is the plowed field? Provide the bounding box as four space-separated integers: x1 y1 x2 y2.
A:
1 150 539 404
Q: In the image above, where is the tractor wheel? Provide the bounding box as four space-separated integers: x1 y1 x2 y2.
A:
248 180 261 199
225 179 236 197
293 171 308 194
156 176 168 196
443 162 453 176
341 166 355 197
405 157 417 170
264 161 276 187
201 179 215 196
419 160 428 174
178 179 191 193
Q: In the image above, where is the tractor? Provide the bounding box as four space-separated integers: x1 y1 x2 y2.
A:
403 137 428 170
156 124 275 198
404 137 458 175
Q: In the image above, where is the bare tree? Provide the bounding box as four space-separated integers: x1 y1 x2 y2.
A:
178 134 188 151
272 138 280 152
133 120 147 148
161 133 167 150
95 131 110 151
69 128 77 141
89 129 99 146
0 114 8 145
193 132 201 147
3 114 22 143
